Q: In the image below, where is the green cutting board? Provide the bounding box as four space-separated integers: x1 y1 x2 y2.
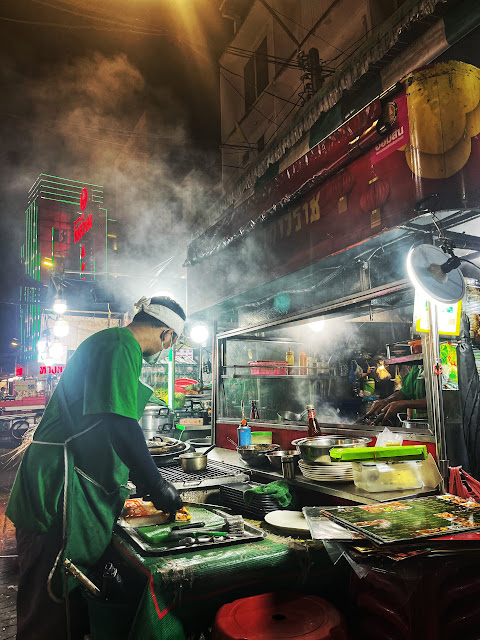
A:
137 507 225 544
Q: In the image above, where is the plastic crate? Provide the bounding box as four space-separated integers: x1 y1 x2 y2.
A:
249 361 287 375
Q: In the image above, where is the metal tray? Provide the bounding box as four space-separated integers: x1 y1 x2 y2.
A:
116 508 265 556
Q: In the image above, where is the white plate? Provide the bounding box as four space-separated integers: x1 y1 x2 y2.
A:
299 465 352 474
299 462 352 472
264 510 310 533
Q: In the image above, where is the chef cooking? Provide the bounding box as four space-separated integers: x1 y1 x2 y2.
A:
6 295 186 640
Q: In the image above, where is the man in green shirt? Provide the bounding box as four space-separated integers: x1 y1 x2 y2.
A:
366 364 427 425
7 296 186 640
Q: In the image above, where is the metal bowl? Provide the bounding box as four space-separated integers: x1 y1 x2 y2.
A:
237 444 280 467
292 436 371 465
265 449 300 471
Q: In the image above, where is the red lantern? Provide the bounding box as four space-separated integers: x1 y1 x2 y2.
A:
360 177 390 228
327 169 355 214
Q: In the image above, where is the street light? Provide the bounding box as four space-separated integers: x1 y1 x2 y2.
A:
53 319 69 338
53 295 67 315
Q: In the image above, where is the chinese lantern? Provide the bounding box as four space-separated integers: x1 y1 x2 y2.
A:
360 177 390 228
328 168 355 214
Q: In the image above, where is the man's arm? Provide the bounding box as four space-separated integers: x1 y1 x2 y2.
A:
107 415 182 514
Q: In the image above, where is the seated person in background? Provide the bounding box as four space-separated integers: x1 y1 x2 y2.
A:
366 365 427 425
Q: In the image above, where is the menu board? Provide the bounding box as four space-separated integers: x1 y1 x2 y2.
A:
321 495 480 545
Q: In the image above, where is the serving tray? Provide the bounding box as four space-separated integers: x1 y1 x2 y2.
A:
116 506 265 555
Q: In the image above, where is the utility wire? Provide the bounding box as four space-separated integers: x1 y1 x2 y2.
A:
219 65 298 105
219 70 277 127
272 6 347 56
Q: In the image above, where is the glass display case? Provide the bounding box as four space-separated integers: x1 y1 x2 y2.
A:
217 288 459 432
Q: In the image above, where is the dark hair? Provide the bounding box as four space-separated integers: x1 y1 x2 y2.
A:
131 296 186 329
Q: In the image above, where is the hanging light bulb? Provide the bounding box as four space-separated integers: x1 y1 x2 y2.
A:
53 319 69 338
53 295 67 315
190 323 209 344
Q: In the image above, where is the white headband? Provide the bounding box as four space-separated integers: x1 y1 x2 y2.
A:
134 297 185 338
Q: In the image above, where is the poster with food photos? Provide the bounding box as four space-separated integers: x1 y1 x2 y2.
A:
321 495 480 544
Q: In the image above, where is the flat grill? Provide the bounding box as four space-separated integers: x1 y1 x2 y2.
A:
157 460 249 489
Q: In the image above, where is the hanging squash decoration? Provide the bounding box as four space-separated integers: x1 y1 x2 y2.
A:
360 176 390 229
328 168 355 214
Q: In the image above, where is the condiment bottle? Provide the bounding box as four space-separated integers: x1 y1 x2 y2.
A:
286 348 294 375
307 356 316 376
250 400 259 420
237 419 251 446
306 404 322 437
299 351 307 375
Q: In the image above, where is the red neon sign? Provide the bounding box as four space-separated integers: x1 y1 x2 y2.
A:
15 365 23 376
73 213 93 244
80 188 88 211
39 365 65 375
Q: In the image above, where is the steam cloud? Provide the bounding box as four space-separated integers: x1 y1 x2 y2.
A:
0 51 219 309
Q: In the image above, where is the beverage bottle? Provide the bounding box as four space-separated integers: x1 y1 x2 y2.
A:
250 400 260 420
286 348 294 375
306 404 322 437
299 351 307 375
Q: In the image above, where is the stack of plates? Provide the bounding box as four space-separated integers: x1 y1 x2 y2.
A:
298 460 353 483
219 482 286 518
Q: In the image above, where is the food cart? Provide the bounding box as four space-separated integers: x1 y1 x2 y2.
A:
185 60 480 503
104 61 480 640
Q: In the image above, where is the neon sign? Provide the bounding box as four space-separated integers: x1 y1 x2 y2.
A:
73 213 93 244
80 188 88 211
39 365 65 375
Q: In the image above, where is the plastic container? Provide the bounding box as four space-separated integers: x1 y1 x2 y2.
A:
352 460 423 492
249 361 287 375
251 431 272 445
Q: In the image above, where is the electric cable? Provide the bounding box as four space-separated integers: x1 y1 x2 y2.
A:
219 70 277 126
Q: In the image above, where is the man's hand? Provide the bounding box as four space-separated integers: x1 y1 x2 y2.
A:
150 476 183 514
379 400 409 425
365 398 390 417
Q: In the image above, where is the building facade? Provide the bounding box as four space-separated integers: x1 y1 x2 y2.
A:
20 174 117 362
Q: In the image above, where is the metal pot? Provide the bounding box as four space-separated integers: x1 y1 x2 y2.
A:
397 413 429 430
140 404 170 440
178 452 208 472
292 436 371 465
178 444 216 473
277 410 307 422
265 449 300 471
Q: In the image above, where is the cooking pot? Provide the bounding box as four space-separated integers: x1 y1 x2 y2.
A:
140 404 170 439
292 436 371 465
277 410 307 422
178 445 215 473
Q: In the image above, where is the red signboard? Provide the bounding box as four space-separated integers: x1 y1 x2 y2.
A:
73 213 93 244
15 365 23 377
187 61 480 314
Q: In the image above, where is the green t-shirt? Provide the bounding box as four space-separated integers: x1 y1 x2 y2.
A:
6 327 152 593
401 364 426 400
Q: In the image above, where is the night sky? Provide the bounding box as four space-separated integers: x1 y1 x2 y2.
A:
0 0 232 361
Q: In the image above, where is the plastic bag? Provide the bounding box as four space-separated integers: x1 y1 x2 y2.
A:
376 427 403 448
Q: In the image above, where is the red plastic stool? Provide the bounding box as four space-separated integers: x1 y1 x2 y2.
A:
212 591 349 640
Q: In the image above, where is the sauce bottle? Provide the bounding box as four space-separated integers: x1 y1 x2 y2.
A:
306 404 322 437
299 351 307 375
286 348 294 375
250 400 260 420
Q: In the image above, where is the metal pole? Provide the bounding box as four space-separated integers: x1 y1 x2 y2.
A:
427 301 448 491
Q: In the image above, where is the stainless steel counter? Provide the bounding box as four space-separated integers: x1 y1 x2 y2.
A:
209 447 437 505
